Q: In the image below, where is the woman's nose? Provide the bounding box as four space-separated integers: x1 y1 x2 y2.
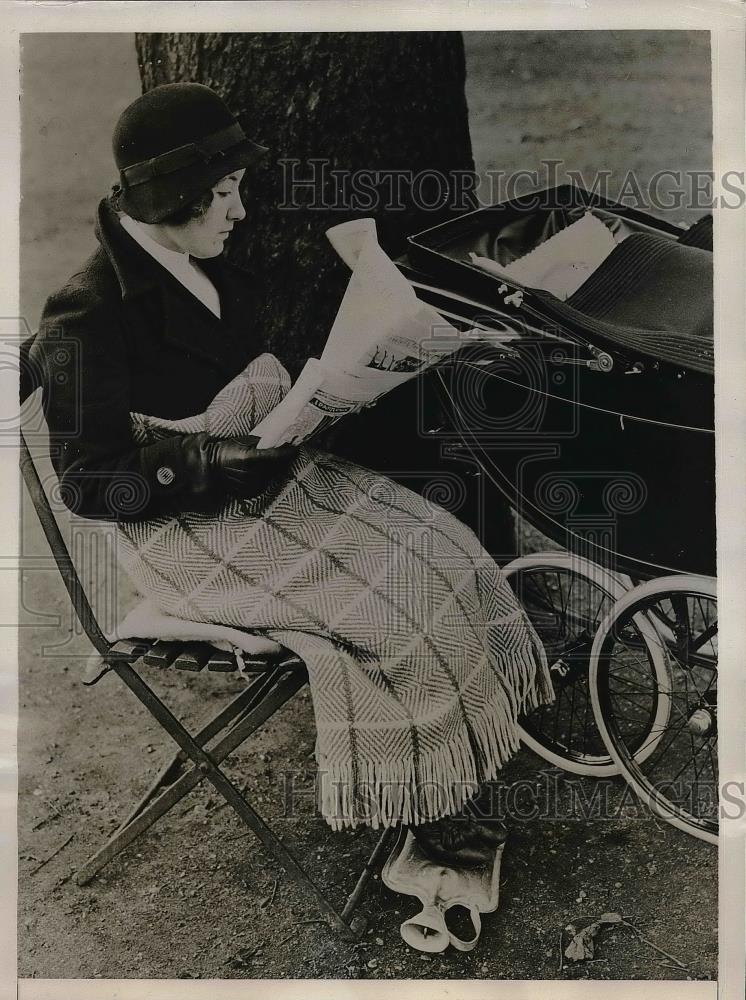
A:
228 191 246 222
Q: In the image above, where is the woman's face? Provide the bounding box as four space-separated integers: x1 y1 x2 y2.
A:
156 169 247 258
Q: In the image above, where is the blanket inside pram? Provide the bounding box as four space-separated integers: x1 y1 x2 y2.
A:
115 353 553 830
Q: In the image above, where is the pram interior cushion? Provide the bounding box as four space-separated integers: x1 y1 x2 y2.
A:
469 211 619 300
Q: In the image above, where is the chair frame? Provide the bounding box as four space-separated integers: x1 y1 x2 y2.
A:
19 412 394 942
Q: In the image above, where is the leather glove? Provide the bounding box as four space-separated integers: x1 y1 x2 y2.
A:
181 433 298 503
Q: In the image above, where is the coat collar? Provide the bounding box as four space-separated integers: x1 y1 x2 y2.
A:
95 196 255 373
95 196 160 301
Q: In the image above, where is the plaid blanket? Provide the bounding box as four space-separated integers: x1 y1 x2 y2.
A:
117 354 553 829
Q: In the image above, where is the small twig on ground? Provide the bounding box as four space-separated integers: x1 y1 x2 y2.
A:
32 802 64 831
558 928 564 973
620 918 688 970
29 834 74 876
257 877 279 910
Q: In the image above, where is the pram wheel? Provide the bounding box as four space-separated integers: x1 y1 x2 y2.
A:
504 552 630 774
590 575 718 844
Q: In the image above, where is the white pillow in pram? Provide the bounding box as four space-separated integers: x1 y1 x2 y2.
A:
469 211 618 300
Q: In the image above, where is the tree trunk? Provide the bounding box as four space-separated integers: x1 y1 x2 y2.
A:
136 32 476 373
135 32 516 557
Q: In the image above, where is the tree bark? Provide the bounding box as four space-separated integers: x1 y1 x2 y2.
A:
135 32 476 373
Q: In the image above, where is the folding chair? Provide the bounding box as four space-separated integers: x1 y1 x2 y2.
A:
19 373 394 942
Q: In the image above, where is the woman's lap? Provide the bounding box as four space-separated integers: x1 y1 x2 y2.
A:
116 446 552 828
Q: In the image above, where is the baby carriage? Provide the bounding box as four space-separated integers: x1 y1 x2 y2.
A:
400 183 718 844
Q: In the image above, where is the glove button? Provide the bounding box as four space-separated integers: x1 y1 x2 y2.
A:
156 465 176 487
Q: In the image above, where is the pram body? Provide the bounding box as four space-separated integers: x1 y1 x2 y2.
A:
402 184 718 844
402 183 715 578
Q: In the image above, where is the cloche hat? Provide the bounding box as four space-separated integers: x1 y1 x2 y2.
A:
112 82 268 223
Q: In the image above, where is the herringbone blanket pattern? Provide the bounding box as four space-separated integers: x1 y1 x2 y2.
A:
118 354 553 829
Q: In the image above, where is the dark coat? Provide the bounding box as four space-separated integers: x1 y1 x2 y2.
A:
28 196 516 552
29 197 275 521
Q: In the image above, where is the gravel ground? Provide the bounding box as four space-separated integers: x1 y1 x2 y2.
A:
18 30 716 982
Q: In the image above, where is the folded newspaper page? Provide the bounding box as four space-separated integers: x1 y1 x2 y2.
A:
251 218 470 448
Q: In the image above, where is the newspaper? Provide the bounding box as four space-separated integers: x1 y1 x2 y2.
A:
252 218 470 448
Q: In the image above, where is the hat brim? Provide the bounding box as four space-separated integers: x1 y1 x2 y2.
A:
119 137 269 224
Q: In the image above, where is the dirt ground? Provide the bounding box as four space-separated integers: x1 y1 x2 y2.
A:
18 31 716 982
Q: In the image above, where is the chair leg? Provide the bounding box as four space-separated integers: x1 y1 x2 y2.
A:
114 677 278 832
79 662 366 940
341 826 396 921
76 667 296 885
113 660 363 940
75 762 203 886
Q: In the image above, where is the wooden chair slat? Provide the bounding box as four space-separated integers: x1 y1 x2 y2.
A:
172 642 214 672
206 650 238 672
110 638 151 659
143 640 181 669
238 659 273 673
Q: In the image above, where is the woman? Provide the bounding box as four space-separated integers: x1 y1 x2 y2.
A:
31 83 553 867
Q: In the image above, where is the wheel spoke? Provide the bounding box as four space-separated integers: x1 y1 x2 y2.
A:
512 562 613 768
551 677 565 743
522 577 559 618
691 619 717 655
582 674 592 751
592 590 608 628
533 572 560 616
607 671 659 698
612 627 665 679
666 733 715 788
635 712 699 773
593 582 718 840
608 689 653 711
568 660 578 741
